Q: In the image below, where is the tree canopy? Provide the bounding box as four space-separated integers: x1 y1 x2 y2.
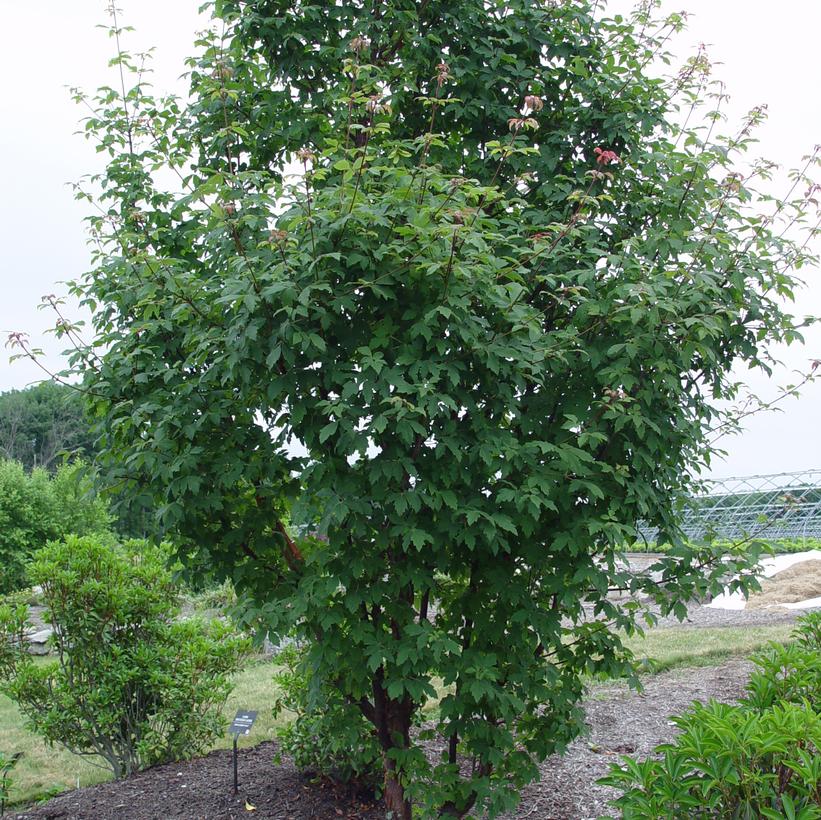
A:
42 0 819 815
0 382 95 472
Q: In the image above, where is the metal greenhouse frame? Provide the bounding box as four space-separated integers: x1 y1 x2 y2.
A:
639 469 821 544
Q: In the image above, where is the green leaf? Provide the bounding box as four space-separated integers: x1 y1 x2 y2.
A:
318 421 338 444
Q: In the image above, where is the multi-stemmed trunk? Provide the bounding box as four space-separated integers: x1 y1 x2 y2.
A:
372 688 484 819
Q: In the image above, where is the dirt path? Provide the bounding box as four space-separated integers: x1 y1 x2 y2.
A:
9 659 752 820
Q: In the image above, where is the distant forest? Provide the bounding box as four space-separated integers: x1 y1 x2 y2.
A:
0 381 158 538
0 381 95 471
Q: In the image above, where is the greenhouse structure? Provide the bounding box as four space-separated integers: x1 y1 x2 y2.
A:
639 468 821 544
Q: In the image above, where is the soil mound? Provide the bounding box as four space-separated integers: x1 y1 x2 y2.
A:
747 559 821 610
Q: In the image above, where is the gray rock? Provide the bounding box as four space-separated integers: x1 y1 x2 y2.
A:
26 627 53 655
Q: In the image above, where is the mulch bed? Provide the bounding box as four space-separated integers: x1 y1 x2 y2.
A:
9 742 383 820
9 658 753 820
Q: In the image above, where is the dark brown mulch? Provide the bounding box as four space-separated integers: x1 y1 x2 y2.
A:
9 742 384 820
10 659 753 820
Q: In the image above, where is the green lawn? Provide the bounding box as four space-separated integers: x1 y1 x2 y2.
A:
0 622 796 807
622 622 794 672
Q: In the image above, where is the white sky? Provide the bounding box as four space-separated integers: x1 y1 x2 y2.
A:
0 1 819 479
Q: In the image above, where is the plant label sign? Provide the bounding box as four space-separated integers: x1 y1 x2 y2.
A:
229 710 257 736
229 709 257 795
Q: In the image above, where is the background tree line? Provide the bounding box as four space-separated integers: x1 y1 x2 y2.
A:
0 382 161 592
0 382 93 472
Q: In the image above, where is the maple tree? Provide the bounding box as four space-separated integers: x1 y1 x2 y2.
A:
20 1 819 815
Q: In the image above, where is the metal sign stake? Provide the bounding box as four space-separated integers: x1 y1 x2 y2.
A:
233 735 239 795
228 709 257 796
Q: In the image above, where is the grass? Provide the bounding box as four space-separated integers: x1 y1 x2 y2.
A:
0 622 798 806
0 655 289 807
0 685 103 806
622 622 795 672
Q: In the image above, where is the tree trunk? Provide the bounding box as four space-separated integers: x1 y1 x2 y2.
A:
373 669 413 819
383 768 412 819
378 706 413 819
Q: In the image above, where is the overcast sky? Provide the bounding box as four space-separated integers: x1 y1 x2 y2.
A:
0 1 819 479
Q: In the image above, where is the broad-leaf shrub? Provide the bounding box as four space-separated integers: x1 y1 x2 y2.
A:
0 381 162 541
0 751 20 816
602 613 821 818
273 643 382 790
0 535 249 779
601 700 821 819
742 612 821 712
743 642 821 713
795 611 821 651
0 459 111 593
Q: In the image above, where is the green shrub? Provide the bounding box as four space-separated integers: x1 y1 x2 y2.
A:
0 751 21 817
602 613 821 818
741 613 821 714
795 611 821 651
180 578 237 614
769 539 821 555
743 641 821 713
273 643 382 790
600 700 821 819
48 461 111 538
0 535 249 779
0 459 111 593
0 461 54 593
